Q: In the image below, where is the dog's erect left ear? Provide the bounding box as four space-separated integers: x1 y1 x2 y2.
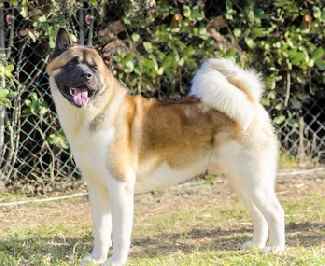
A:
55 28 72 51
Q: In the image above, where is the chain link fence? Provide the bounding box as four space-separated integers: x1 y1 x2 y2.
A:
0 3 324 194
273 98 325 166
0 4 87 194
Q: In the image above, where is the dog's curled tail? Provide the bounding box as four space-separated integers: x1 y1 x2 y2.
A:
190 58 264 130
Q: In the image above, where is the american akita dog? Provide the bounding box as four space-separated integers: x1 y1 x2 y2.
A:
47 29 285 265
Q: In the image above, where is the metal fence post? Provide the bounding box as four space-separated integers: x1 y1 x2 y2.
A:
0 5 7 188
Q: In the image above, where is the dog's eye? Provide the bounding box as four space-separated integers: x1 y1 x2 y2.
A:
66 56 79 67
72 56 80 63
90 64 98 70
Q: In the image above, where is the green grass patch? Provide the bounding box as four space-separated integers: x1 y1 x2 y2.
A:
279 152 299 169
0 178 324 265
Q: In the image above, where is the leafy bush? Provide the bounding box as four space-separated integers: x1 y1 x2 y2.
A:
114 3 217 98
113 0 325 121
7 0 324 108
2 0 325 193
224 0 325 124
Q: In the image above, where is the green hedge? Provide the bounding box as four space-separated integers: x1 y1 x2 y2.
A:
4 0 325 120
113 0 325 126
1 0 325 193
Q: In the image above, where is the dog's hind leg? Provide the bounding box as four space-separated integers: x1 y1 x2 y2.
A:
221 143 285 252
242 184 285 252
81 178 112 265
238 196 269 249
255 188 285 252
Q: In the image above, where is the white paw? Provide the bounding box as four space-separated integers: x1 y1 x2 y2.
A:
80 254 107 266
241 240 265 250
263 245 286 253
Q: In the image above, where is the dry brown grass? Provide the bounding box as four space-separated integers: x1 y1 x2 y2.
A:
0 175 324 265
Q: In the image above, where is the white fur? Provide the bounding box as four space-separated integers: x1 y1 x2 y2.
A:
212 136 284 251
50 59 285 266
51 76 131 265
201 58 264 101
136 157 210 193
190 58 264 130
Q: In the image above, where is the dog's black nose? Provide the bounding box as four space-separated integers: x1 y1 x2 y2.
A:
82 72 93 80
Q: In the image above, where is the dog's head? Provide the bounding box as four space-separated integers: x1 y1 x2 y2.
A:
47 29 108 108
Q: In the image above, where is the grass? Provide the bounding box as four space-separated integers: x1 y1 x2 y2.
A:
279 152 299 169
0 176 324 266
0 192 28 203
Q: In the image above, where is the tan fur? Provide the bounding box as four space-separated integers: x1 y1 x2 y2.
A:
47 48 243 182
47 46 104 75
48 45 285 264
228 76 256 102
101 92 240 181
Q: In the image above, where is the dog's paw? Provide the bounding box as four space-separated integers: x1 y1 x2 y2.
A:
263 245 286 254
80 254 106 266
240 240 265 250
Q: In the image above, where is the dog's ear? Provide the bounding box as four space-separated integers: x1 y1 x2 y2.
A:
55 28 72 51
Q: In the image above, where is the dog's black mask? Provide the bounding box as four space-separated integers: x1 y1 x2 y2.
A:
52 28 101 108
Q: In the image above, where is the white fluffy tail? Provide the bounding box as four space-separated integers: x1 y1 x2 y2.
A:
190 58 264 130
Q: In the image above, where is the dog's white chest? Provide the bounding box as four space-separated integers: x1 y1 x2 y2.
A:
70 126 115 181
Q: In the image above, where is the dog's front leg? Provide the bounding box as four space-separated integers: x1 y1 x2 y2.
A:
81 179 112 266
106 176 135 266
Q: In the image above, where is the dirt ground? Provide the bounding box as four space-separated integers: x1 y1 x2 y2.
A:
1 173 324 241
0 173 324 265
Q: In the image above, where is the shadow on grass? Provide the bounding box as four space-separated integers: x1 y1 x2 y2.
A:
131 222 325 257
131 227 249 257
0 222 323 260
286 222 325 248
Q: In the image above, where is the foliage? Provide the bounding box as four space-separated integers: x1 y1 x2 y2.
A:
0 63 15 107
224 0 325 125
114 3 216 97
108 0 325 129
47 130 69 150
7 0 325 142
24 92 48 115
2 0 325 194
116 0 324 117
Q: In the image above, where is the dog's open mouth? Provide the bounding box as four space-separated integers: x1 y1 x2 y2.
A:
68 87 95 107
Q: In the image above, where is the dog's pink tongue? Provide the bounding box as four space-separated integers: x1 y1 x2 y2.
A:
72 88 89 106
